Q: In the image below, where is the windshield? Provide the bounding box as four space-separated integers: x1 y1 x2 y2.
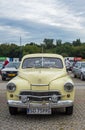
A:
22 57 63 69
5 62 20 68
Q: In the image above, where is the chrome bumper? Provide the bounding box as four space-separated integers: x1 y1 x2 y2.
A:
7 100 74 108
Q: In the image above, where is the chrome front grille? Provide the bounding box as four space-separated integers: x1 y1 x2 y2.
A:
19 91 61 101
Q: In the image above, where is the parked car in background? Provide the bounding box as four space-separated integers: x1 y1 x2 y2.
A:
6 53 75 115
72 61 85 80
1 62 20 80
0 62 3 75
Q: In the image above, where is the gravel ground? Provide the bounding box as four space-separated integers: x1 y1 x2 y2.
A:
0 81 85 130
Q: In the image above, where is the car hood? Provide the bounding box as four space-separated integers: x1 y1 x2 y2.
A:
18 68 67 84
1 67 17 72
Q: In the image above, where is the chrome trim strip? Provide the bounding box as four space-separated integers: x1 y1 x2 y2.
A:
16 94 64 98
7 100 74 108
19 90 61 92
31 84 49 86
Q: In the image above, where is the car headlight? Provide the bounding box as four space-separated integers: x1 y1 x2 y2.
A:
64 83 74 92
2 71 6 74
7 83 16 92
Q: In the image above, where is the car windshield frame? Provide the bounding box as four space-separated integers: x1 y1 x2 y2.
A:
22 57 63 69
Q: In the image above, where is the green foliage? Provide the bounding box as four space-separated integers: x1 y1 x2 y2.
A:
43 38 54 49
56 39 62 46
0 38 85 58
23 44 41 55
72 39 81 46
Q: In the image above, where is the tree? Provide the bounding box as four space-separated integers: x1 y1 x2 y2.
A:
0 38 85 59
56 39 62 46
23 44 41 55
72 39 81 46
43 38 54 49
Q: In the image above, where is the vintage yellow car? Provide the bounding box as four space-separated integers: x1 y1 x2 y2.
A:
6 53 75 115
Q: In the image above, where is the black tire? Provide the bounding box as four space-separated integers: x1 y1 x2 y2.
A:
2 76 6 81
74 74 76 78
9 107 18 115
80 73 84 81
65 106 73 115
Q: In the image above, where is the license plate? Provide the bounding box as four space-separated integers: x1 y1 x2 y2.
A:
27 107 51 114
8 74 16 77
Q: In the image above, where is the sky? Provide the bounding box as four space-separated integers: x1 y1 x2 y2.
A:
0 0 85 45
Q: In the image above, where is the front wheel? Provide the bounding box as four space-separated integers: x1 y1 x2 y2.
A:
65 106 73 115
74 74 76 78
2 76 6 81
9 107 18 115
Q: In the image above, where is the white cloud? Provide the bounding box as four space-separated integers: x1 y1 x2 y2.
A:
0 0 83 29
0 25 31 44
20 0 83 30
0 0 85 43
0 25 28 36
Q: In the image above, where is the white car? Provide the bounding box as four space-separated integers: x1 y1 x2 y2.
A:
1 62 20 80
0 62 3 75
72 61 85 80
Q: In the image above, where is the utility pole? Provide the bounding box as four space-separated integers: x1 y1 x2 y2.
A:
42 44 43 53
19 36 22 61
41 43 44 53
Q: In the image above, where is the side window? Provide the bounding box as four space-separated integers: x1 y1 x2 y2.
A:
78 63 81 68
76 63 81 68
75 63 79 68
74 63 78 68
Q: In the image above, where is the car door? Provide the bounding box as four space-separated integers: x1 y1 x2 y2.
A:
75 62 81 77
77 63 82 77
73 62 80 77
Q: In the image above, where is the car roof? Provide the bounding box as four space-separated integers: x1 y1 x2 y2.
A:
22 53 64 60
76 61 85 63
